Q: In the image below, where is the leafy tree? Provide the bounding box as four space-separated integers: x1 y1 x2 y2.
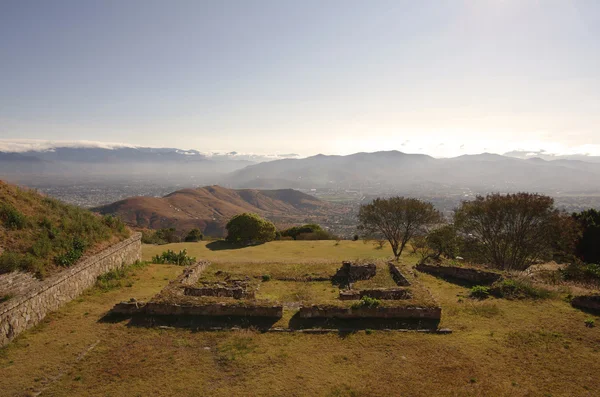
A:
426 224 459 259
281 224 324 239
573 209 600 264
156 227 179 243
454 193 564 271
358 197 441 260
184 228 204 242
226 213 276 243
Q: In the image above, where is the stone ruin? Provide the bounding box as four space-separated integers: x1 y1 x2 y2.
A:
333 261 377 284
185 277 256 299
339 288 412 301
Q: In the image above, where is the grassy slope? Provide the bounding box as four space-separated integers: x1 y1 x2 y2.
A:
0 181 130 277
0 241 598 396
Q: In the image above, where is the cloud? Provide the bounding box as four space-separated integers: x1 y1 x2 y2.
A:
0 139 137 153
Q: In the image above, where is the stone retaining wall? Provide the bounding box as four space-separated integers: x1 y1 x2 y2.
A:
0 233 142 347
339 288 412 301
298 305 441 320
388 262 411 286
184 285 256 299
415 263 502 285
144 302 283 317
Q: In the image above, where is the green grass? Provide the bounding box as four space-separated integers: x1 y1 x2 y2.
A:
1 243 599 396
143 240 395 264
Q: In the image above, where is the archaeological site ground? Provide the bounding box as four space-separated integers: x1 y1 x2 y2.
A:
1 240 599 397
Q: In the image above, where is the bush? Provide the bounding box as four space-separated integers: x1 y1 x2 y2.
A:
490 278 553 300
351 296 381 309
584 319 595 328
96 267 128 291
469 286 490 300
184 228 203 242
426 225 459 259
353 234 359 241
262 274 272 282
0 252 44 278
226 213 276 243
561 261 600 283
55 237 87 267
295 230 335 240
152 249 196 266
0 204 27 230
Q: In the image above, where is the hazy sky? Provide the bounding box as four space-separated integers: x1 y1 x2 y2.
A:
1 0 599 157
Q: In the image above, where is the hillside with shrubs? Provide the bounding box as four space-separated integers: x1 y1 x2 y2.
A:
0 181 130 278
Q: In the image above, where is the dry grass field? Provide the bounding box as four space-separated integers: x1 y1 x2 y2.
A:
1 241 599 396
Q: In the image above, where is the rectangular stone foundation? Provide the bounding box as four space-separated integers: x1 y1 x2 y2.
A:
298 305 441 320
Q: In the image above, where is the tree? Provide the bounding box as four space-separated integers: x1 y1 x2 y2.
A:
184 228 203 242
426 225 459 259
573 209 600 264
225 213 276 243
358 197 441 260
454 193 563 271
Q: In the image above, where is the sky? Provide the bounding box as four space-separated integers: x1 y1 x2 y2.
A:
1 0 599 158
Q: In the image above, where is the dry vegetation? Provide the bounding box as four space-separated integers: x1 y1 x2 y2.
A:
0 181 130 278
1 241 599 396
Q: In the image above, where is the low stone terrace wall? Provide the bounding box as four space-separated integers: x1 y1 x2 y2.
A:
339 288 412 301
298 305 441 320
416 263 502 285
144 302 283 317
0 233 142 347
388 262 411 286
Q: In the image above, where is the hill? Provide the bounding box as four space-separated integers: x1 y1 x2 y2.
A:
0 180 130 278
92 185 335 235
225 150 600 193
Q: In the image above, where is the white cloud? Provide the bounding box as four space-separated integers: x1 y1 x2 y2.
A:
0 139 137 153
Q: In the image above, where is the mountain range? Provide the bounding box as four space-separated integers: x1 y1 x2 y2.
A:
224 151 600 193
2 145 600 195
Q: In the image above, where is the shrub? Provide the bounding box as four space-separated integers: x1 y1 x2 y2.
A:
584 319 595 328
226 213 276 243
0 252 44 278
353 234 359 241
295 230 335 240
262 274 272 282
469 285 490 300
426 225 459 259
281 224 325 240
55 237 87 267
351 296 381 309
0 204 27 230
184 228 203 242
561 261 600 283
152 249 196 266
96 267 128 291
0 294 14 303
490 278 553 300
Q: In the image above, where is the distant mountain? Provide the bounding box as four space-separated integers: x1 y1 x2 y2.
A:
224 150 600 193
0 146 256 185
225 151 436 189
92 185 334 235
